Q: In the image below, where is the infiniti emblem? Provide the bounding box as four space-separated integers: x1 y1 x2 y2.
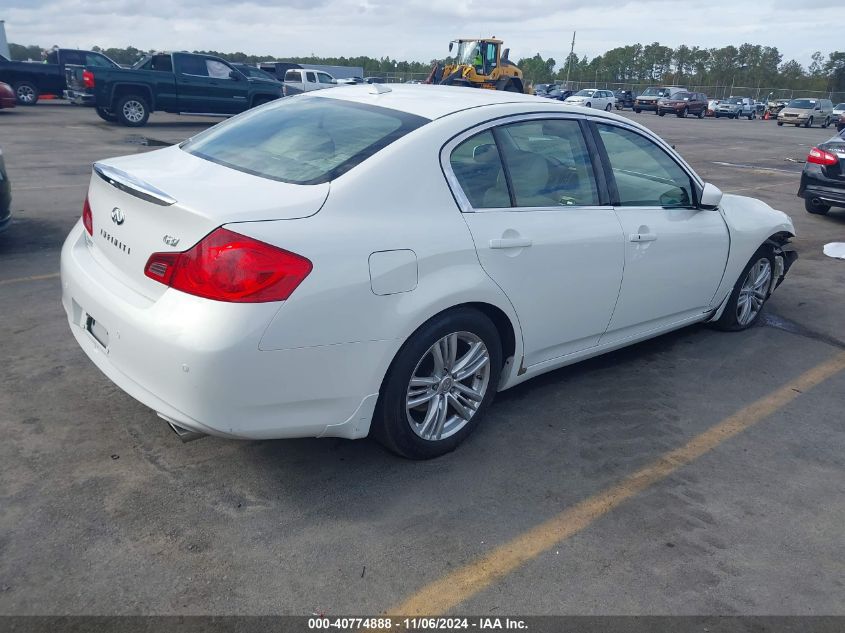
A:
110 207 125 225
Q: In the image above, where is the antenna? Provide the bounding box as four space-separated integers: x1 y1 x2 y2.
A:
369 83 391 95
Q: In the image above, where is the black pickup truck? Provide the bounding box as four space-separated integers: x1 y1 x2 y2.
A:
0 49 119 105
65 51 283 127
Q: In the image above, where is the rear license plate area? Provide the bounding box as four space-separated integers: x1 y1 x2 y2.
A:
85 314 110 349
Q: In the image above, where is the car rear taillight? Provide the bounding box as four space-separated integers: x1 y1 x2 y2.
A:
144 227 312 303
807 147 838 166
82 197 93 235
82 69 95 89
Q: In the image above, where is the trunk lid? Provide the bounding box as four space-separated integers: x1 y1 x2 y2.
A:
85 146 329 299
821 138 845 181
65 64 84 91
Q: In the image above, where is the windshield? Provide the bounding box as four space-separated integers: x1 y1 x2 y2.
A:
835 103 845 109
788 99 816 109
182 96 428 185
640 87 670 97
574 89 595 97
728 98 744 104
454 40 482 65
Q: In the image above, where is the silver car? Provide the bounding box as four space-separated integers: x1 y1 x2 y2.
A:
777 98 834 128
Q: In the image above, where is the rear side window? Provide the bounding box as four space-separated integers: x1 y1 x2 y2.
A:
284 70 301 82
306 72 317 83
449 131 510 209
182 97 428 184
449 119 599 209
152 55 173 72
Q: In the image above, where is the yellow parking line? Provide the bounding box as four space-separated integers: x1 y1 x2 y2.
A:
388 351 845 616
0 272 60 286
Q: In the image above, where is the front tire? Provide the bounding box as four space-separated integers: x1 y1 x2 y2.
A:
372 308 503 459
804 197 830 215
634 108 641 113
677 107 688 118
605 103 612 111
659 110 666 117
822 117 830 128
115 95 150 127
713 246 775 331
805 117 813 128
698 108 705 119
14 81 39 105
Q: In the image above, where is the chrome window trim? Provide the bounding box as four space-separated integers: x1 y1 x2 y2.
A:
443 111 637 213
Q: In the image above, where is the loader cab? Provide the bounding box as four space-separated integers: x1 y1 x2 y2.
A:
450 39 501 75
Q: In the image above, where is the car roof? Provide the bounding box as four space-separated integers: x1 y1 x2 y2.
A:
311 84 551 120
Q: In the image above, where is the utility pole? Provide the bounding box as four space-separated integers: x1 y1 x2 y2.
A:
564 31 575 88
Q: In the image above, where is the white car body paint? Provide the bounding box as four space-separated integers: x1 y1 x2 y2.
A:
60 85 795 442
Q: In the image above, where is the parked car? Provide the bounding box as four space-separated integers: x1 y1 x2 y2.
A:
365 77 386 84
657 91 708 118
534 83 552 96
777 98 834 128
64 52 282 127
0 49 119 105
714 97 756 119
60 85 797 458
706 99 720 117
798 132 845 215
282 68 336 96
832 103 845 118
338 77 365 85
633 86 686 113
837 114 845 132
0 146 10 233
0 81 15 109
231 64 280 82
541 86 572 101
613 90 634 109
563 88 615 110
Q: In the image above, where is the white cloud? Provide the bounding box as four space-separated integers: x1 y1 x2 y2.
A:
1 0 830 66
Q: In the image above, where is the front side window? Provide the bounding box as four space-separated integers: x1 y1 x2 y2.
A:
206 59 232 79
317 73 334 84
182 97 428 185
597 124 694 208
176 55 208 76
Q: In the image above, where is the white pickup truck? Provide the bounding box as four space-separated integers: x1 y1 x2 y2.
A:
282 68 337 96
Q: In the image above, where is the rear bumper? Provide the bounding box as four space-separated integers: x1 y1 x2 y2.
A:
798 182 845 207
64 89 96 106
60 222 389 441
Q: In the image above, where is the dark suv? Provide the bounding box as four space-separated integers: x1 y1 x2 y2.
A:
657 91 708 118
614 90 634 109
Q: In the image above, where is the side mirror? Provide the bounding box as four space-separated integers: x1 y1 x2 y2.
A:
449 42 454 53
502 48 510 61
229 70 242 81
700 183 723 210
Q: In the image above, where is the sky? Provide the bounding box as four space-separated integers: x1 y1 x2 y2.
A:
0 0 830 68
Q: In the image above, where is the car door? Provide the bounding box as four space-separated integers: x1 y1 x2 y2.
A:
593 122 729 344
174 54 248 114
316 72 335 91
446 117 626 367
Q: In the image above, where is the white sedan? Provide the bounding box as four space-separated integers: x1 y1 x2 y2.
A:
61 85 797 459
563 88 616 111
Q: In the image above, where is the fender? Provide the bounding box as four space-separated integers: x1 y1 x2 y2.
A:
109 82 155 111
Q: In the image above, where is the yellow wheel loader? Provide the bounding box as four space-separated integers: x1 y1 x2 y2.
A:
426 38 527 93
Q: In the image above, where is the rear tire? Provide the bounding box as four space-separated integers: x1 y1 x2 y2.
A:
804 197 830 215
712 246 776 332
115 94 150 127
372 308 502 460
95 106 117 122
659 111 666 117
777 121 783 126
13 81 39 105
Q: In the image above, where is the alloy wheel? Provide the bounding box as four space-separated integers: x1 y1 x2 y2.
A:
16 85 35 104
736 258 772 326
405 331 491 442
122 100 145 123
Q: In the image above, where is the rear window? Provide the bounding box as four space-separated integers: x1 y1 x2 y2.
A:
181 96 428 185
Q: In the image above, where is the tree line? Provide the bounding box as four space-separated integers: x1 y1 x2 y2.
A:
9 41 845 94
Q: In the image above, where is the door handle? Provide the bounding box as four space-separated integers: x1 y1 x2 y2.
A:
629 233 658 242
490 237 532 249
